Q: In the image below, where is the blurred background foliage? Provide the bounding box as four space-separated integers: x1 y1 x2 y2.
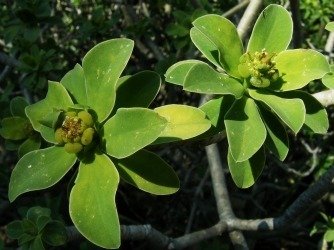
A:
0 0 334 249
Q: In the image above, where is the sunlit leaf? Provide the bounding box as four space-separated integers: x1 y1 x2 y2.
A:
325 22 334 32
69 154 120 249
249 89 305 134
183 63 244 97
82 39 134 122
248 4 292 53
153 104 211 144
8 147 77 202
165 60 206 86
275 49 330 91
104 108 167 158
191 14 243 77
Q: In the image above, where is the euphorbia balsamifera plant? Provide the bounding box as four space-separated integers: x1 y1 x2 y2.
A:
165 4 330 188
6 39 211 248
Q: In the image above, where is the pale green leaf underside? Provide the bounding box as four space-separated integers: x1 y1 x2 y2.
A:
8 146 77 202
322 72 334 89
104 108 167 159
191 14 243 77
247 4 292 53
325 22 334 32
114 150 179 195
249 89 305 134
224 97 266 162
184 63 244 98
165 60 206 86
70 154 120 249
82 38 134 122
283 91 329 134
228 147 265 188
26 82 73 133
153 104 211 144
61 64 87 105
259 107 289 161
275 49 330 91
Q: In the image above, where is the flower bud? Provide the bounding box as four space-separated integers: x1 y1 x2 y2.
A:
64 142 83 154
55 128 64 144
78 111 93 126
81 127 94 145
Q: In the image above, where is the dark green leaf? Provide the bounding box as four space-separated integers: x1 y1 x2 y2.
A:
7 220 24 239
114 150 179 195
10 97 29 117
114 71 161 110
224 97 266 162
0 117 31 140
42 221 67 246
228 147 265 188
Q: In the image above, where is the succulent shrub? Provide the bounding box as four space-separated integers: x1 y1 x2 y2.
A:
6 38 211 248
165 4 330 188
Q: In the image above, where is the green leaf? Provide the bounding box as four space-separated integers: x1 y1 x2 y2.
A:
200 96 235 130
191 14 243 77
27 207 51 225
324 229 334 242
224 97 266 162
25 82 73 134
82 39 134 122
0 117 31 140
104 108 167 159
322 72 334 89
18 233 35 245
183 63 244 97
114 71 161 110
325 22 334 32
228 147 265 188
69 154 120 249
190 15 243 77
36 216 51 232
10 97 29 117
247 4 292 53
7 220 24 239
114 150 179 195
282 91 328 134
30 235 45 250
275 49 330 91
259 106 289 161
60 64 87 105
153 104 211 144
42 221 67 246
8 147 77 202
22 219 38 236
165 60 206 86
18 137 41 158
249 89 305 134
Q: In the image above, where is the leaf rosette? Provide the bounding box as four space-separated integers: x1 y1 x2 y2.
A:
5 39 211 249
165 4 330 188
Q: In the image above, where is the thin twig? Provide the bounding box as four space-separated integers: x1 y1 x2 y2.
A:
237 0 263 40
223 0 250 18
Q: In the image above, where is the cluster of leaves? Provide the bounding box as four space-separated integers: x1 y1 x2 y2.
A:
6 38 213 248
311 213 334 246
166 4 330 188
6 206 67 250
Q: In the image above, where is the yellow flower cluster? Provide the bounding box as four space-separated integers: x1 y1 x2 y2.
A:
55 110 95 154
